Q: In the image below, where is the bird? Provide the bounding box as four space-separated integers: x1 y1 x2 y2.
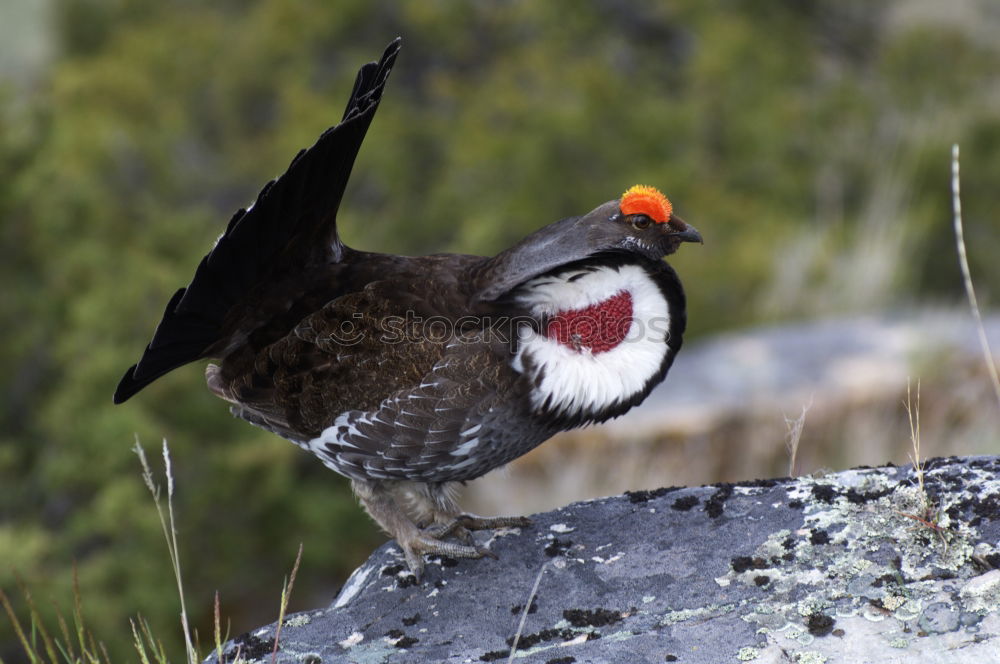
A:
114 38 702 579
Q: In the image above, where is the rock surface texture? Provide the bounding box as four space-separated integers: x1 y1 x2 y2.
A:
215 456 1000 663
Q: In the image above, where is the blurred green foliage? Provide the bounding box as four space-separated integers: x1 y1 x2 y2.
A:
1 0 999 661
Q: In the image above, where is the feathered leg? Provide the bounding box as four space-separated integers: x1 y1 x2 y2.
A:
350 479 494 580
409 482 532 543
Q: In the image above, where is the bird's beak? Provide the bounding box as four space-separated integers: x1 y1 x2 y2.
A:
666 214 703 244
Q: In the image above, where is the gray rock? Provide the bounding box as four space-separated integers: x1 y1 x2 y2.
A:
213 456 1000 664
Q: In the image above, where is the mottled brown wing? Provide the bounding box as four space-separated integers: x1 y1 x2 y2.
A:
311 329 550 484
218 279 448 441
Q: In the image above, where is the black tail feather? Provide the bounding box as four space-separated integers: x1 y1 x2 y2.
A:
114 38 402 404
113 288 220 404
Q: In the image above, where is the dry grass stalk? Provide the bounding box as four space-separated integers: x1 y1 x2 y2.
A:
507 563 547 663
133 438 197 664
951 143 1000 413
784 399 812 477
904 378 925 499
213 592 231 664
271 543 304 664
900 378 954 551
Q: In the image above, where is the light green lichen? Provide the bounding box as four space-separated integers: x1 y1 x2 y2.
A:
660 603 737 626
850 558 873 574
881 595 906 611
796 599 830 617
960 569 1000 614
283 614 311 628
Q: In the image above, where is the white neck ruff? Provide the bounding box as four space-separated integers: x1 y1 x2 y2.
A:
512 263 672 419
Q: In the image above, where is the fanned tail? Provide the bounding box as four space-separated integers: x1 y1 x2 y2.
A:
113 38 402 404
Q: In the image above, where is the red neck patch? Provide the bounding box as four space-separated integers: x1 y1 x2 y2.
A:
545 291 634 354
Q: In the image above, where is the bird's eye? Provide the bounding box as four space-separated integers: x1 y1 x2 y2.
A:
630 215 652 230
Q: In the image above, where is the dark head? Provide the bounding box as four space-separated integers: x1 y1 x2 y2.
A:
473 184 701 302
594 184 702 260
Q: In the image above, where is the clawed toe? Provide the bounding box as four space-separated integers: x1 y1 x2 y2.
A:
398 529 495 581
454 513 533 531
395 514 531 579
422 513 530 545
422 521 473 544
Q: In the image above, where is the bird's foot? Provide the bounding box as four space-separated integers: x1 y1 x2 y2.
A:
421 513 532 548
398 528 497 581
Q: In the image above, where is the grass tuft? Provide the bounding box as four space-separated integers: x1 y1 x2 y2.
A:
783 399 812 477
0 566 109 664
904 378 925 500
899 378 955 551
130 617 167 664
4 439 305 664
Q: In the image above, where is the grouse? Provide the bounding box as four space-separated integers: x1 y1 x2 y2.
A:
114 39 702 578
